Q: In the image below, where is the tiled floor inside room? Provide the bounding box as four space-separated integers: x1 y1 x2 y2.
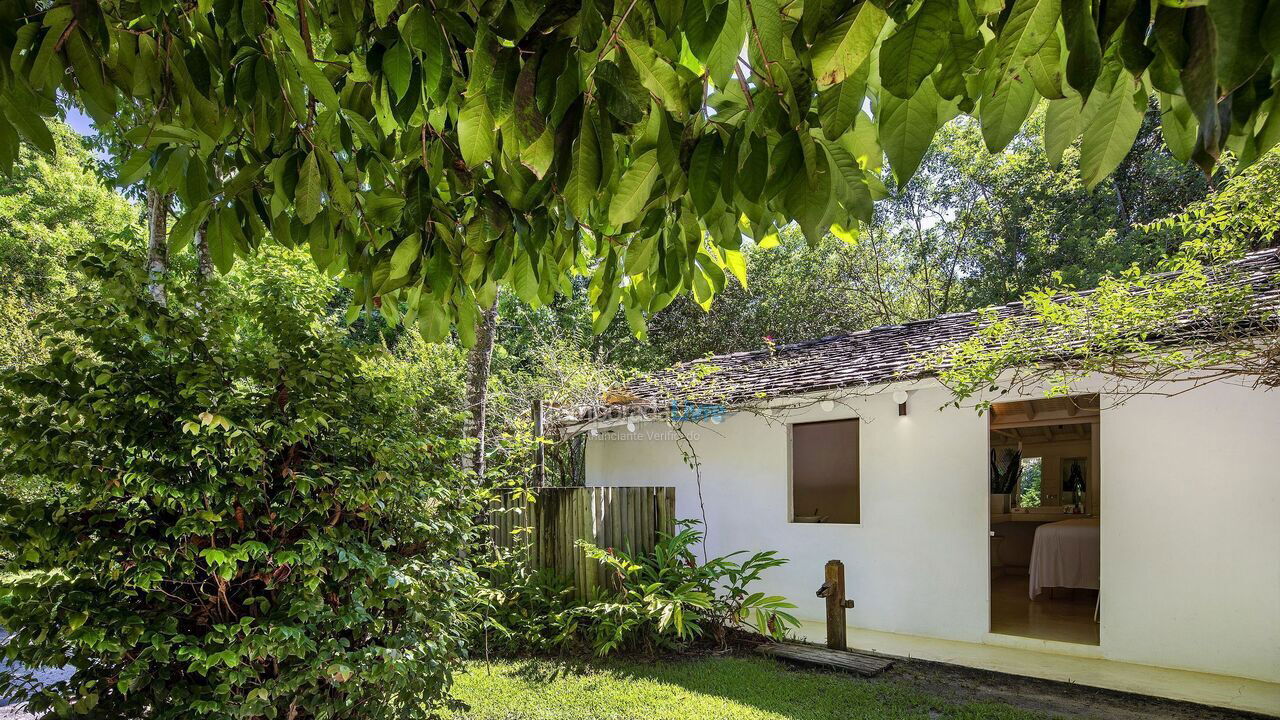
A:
990 573 1099 645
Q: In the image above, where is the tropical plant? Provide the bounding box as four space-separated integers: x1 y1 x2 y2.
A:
472 547 582 657
579 522 798 655
0 245 480 718
3 0 1274 341
474 522 798 658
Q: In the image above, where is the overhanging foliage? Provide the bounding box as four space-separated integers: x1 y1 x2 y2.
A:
2 0 1278 342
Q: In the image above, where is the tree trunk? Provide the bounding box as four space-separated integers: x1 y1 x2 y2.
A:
146 189 170 305
464 295 500 480
1112 178 1132 228
195 223 215 279
531 397 545 488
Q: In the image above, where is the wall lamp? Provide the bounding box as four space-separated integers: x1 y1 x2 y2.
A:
892 390 910 416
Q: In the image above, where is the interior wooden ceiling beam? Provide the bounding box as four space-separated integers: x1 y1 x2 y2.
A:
989 416 1099 431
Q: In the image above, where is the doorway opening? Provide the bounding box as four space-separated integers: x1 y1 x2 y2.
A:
988 395 1100 645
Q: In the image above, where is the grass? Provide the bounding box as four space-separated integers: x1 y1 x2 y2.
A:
451 656 1060 720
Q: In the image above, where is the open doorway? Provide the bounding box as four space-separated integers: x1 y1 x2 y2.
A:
988 395 1100 645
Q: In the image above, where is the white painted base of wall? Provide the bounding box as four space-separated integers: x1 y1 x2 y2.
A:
792 621 1280 717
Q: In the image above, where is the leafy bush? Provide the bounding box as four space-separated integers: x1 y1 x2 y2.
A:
472 547 580 657
580 523 799 655
476 522 798 658
0 247 480 718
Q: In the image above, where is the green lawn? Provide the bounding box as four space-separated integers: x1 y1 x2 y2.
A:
451 656 1059 720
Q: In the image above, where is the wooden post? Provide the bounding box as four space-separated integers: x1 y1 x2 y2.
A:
816 559 855 650
531 397 546 488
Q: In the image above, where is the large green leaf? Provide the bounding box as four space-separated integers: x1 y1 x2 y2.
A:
117 151 154 186
1 96 54 157
295 151 322 224
737 134 769 203
206 208 238 274
1043 96 1081 166
389 233 422 281
565 106 603 220
784 147 835 244
621 38 687 117
276 16 343 111
384 40 412 102
1026 30 1065 99
707 0 748 89
1061 0 1103 98
747 0 785 66
817 62 868 141
1255 95 1280 158
607 150 661 227
168 201 212 253
1080 75 1145 189
1179 7 1220 170
822 139 874 223
29 10 72 92
1208 0 1268 94
995 0 1062 72
980 69 1039 153
845 111 883 171
374 0 398 26
688 135 724 217
65 31 117 124
1158 91 1196 164
879 0 954 99
879 76 942 186
811 2 889 88
458 93 495 169
1262 2 1280 59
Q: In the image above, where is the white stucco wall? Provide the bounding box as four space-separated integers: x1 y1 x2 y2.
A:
586 385 993 644
1100 380 1280 682
585 379 1280 685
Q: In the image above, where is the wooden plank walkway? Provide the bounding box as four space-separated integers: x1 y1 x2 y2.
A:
756 642 895 677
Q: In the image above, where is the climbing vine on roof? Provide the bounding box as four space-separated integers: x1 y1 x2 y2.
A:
1 0 1277 342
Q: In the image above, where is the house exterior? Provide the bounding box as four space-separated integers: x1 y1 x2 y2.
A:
578 248 1280 715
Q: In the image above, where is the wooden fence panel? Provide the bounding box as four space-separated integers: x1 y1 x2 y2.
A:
487 486 676 599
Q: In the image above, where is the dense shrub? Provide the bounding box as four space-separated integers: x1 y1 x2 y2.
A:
476 522 798 657
0 248 480 718
473 548 580 657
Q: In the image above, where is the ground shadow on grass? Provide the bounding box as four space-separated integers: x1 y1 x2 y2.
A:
483 655 1057 720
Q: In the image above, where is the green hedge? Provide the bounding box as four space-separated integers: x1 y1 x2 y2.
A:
0 248 480 718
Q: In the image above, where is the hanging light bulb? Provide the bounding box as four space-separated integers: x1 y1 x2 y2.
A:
820 400 835 412
626 421 636 433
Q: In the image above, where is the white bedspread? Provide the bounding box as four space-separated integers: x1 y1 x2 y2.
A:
1029 518 1100 599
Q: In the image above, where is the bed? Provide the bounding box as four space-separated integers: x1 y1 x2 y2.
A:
1029 518 1100 600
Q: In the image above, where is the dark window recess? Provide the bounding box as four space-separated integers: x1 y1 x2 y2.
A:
791 419 860 524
